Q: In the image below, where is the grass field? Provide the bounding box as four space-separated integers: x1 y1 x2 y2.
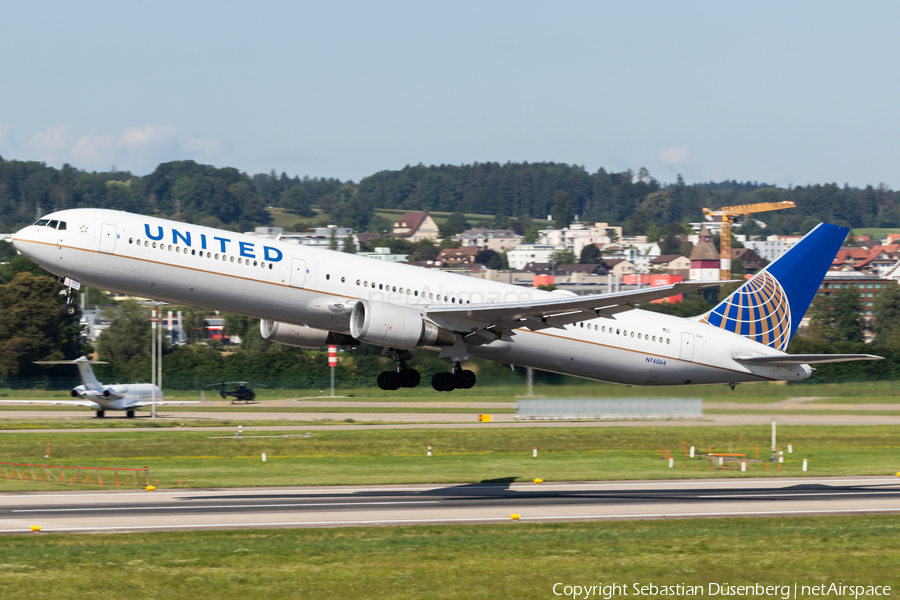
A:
1 515 898 599
2 425 899 491
10 379 900 404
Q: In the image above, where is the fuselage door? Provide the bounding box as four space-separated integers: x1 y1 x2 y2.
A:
99 223 117 254
289 258 307 288
679 332 695 362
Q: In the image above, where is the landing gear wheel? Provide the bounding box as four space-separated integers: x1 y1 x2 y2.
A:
399 369 421 388
432 372 456 392
60 303 78 318
126 410 135 419
376 372 389 390
456 369 476 389
384 371 401 390
95 410 105 418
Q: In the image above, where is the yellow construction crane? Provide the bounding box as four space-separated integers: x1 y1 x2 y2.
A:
702 200 796 280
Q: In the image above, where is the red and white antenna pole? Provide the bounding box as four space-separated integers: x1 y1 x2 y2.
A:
328 345 337 397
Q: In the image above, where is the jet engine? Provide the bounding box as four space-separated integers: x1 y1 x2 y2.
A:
349 299 455 349
260 320 355 349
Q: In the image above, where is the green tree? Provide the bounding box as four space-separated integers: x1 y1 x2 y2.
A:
342 233 357 253
806 288 865 344
552 191 573 229
96 299 154 365
579 244 602 263
522 226 540 243
873 283 900 349
281 186 314 216
0 273 85 379
409 239 439 262
551 249 577 266
328 227 338 251
438 212 470 237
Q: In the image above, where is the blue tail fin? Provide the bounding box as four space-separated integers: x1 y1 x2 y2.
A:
700 223 848 350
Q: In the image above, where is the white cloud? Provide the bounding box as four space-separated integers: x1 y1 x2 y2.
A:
118 125 177 149
658 146 690 166
24 124 227 172
182 137 227 156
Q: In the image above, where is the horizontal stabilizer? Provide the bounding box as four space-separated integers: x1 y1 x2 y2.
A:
34 360 108 365
0 400 100 408
733 354 883 365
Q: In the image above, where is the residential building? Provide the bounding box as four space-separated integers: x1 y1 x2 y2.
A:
742 238 787 263
390 211 440 241
816 272 897 320
357 247 409 262
539 221 614 257
731 247 767 274
649 254 691 279
246 225 359 251
438 246 481 267
454 228 522 252
689 226 719 281
507 243 558 269
603 258 636 278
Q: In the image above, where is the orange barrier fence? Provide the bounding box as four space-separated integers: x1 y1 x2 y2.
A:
0 462 149 487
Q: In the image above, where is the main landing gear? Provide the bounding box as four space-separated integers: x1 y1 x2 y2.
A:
375 350 477 392
431 363 476 392
376 349 421 391
95 410 105 418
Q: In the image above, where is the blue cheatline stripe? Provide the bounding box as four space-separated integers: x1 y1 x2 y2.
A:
701 223 848 350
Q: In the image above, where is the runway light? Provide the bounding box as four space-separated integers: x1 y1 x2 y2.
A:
510 513 520 520
30 525 41 532
145 485 156 491
533 478 543 484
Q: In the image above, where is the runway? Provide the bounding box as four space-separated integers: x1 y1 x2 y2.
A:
3 476 900 534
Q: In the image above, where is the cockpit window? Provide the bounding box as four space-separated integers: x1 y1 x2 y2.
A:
57 221 66 230
34 219 49 226
48 220 59 229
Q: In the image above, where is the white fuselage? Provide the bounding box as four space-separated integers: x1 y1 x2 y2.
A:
13 209 810 387
73 383 164 410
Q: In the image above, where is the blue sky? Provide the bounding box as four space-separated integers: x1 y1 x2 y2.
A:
2 1 898 187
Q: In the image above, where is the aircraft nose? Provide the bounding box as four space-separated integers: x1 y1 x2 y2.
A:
11 228 32 256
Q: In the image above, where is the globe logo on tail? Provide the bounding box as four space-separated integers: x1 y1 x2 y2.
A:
700 270 791 351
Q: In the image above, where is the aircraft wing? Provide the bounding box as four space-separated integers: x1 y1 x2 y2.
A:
127 401 203 407
425 280 731 343
733 354 884 365
0 400 100 408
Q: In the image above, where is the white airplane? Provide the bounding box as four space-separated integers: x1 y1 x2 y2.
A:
0 356 199 418
11 210 879 392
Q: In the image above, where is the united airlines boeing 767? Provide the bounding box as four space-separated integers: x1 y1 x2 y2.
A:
11 210 880 392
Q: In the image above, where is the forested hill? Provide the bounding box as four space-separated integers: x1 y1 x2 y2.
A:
359 163 900 235
1 155 898 236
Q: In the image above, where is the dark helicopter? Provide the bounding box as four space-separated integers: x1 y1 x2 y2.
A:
209 382 265 404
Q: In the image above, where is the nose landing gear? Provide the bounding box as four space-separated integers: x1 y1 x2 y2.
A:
57 277 81 318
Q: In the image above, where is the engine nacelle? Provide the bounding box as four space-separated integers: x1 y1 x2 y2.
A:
260 320 354 349
349 299 455 349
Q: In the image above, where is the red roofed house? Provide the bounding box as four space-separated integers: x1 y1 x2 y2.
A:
391 211 440 242
731 248 767 274
438 246 480 267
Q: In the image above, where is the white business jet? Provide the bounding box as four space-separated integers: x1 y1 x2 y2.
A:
11 211 879 392
0 356 198 418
